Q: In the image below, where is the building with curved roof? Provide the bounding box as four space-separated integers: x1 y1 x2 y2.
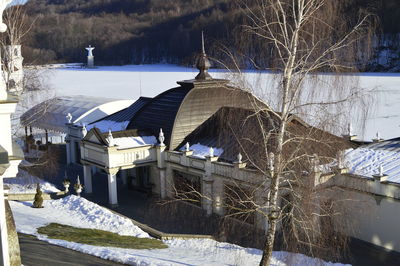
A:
64 41 400 258
20 95 134 133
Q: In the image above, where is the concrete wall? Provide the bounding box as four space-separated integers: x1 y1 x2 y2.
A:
331 187 400 252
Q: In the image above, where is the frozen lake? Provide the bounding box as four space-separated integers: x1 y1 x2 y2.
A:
44 64 400 142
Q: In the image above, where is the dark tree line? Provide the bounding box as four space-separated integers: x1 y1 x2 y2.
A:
13 0 400 69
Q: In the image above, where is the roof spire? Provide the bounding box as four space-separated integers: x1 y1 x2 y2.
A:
195 31 212 80
201 31 205 54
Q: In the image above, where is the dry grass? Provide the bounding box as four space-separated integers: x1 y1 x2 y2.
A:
38 223 168 249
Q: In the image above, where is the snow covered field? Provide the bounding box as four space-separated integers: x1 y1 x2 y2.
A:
43 64 400 142
10 195 348 266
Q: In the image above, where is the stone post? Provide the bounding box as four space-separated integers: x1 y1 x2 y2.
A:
156 144 166 199
156 128 167 199
83 164 93 194
120 169 127 186
70 139 76 164
0 2 19 264
0 169 9 266
203 152 218 215
106 168 119 207
203 176 213 216
212 178 224 215
65 136 71 164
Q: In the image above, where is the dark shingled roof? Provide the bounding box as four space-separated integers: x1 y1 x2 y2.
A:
127 86 192 146
89 97 151 124
178 107 355 167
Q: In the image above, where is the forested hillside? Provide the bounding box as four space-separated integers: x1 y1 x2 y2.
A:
17 0 400 70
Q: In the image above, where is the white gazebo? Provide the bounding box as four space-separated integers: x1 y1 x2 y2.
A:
20 95 134 156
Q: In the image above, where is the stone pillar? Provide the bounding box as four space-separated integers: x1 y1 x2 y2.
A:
5 200 21 266
106 168 119 207
156 144 167 199
0 174 9 266
83 164 92 194
203 177 213 216
0 102 17 156
65 137 71 164
24 126 28 152
212 178 224 215
70 139 76 164
203 154 218 215
121 169 127 186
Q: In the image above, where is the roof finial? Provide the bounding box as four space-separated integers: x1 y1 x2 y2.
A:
201 31 205 54
195 31 212 80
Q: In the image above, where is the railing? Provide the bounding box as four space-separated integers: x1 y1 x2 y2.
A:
82 142 157 168
333 173 400 200
166 151 264 183
111 146 156 167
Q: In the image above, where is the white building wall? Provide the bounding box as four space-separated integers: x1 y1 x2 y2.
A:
330 186 400 252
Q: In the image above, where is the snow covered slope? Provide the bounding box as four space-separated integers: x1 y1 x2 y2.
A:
10 195 349 266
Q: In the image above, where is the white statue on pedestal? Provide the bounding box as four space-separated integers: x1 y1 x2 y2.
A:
0 2 18 266
0 0 12 100
85 45 95 68
86 45 95 57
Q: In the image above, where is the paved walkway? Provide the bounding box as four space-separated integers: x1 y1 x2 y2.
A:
19 234 123 266
1 234 124 266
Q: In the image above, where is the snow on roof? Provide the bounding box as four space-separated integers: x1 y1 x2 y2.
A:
345 139 400 183
21 95 134 133
113 136 157 149
87 120 129 133
88 97 151 133
179 143 224 159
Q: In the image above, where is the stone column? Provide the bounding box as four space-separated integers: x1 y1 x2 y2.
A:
106 168 119 207
156 144 166 199
120 169 127 186
0 172 9 266
203 177 213 216
203 154 218 215
83 164 92 194
0 102 17 156
65 137 71 164
5 199 21 266
70 139 77 164
212 178 224 215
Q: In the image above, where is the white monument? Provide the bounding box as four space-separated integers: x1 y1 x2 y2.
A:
5 44 24 93
0 1 20 265
85 45 95 68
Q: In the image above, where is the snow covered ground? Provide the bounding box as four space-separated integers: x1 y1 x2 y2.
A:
43 64 400 142
10 195 349 266
4 168 60 194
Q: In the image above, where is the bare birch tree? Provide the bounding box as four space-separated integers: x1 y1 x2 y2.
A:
230 0 374 265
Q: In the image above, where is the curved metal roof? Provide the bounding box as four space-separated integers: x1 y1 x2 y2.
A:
126 86 192 146
88 97 151 133
20 95 134 133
